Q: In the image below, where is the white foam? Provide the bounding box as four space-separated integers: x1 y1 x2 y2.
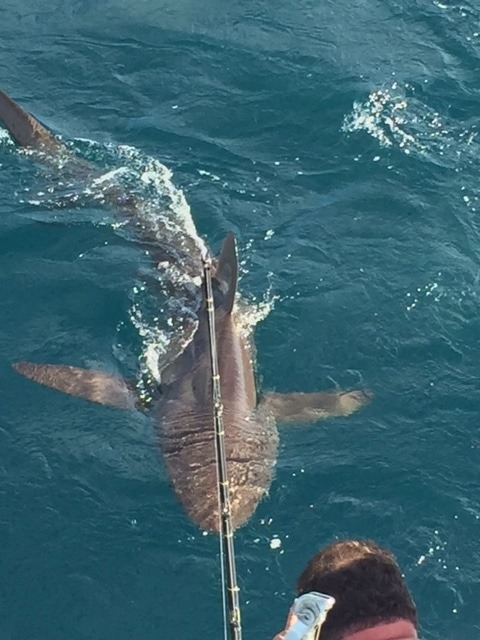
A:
65 141 211 388
343 84 416 151
9 131 273 395
343 81 480 173
92 167 129 185
0 128 14 145
270 537 282 550
197 168 221 182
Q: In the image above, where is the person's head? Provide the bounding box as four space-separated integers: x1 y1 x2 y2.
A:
295 539 417 640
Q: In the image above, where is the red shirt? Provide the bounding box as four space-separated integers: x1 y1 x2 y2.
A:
343 620 417 640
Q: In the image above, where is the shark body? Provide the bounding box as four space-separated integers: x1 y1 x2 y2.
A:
0 89 370 531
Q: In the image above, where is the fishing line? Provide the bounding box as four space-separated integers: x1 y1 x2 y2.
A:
203 257 243 640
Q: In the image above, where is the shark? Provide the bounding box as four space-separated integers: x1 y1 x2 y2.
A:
0 88 371 531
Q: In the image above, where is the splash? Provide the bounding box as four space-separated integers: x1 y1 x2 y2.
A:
0 128 14 146
343 83 417 152
235 272 278 344
404 270 478 314
88 142 209 393
5 130 274 394
343 81 480 170
9 135 208 391
405 277 443 312
114 144 208 258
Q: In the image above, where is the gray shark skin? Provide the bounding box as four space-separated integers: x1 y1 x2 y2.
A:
1 89 372 532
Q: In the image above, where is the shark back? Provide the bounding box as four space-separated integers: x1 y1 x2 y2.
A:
157 235 278 531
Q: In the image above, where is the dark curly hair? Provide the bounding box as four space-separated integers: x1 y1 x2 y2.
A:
296 540 417 640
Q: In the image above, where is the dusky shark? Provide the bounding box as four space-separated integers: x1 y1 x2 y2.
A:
0 89 371 531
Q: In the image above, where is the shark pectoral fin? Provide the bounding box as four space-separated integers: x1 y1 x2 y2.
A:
259 389 372 424
13 362 139 410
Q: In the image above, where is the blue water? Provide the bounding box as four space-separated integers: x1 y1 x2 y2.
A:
1 1 479 638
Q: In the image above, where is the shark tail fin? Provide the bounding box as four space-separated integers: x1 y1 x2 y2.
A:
13 362 139 410
214 233 238 314
0 90 64 152
0 88 112 189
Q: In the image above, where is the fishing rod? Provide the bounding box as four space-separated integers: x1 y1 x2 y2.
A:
203 257 243 640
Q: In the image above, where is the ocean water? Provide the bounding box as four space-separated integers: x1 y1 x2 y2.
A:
0 1 479 638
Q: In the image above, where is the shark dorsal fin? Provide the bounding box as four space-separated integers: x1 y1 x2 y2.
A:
214 233 238 314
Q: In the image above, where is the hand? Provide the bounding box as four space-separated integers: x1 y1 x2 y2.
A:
272 606 299 640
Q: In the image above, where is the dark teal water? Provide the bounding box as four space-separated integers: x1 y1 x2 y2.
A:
1 1 479 638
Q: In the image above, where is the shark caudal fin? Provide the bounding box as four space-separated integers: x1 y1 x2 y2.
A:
0 90 64 152
258 389 372 424
0 89 154 230
13 362 139 410
213 233 238 313
0 88 95 180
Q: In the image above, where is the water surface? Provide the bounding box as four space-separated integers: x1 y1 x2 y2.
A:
1 1 479 638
